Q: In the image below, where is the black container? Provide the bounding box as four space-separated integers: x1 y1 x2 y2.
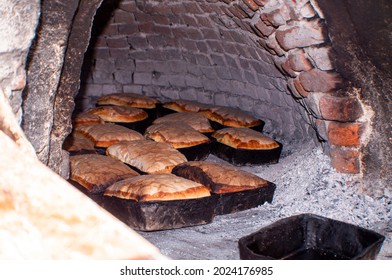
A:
177 141 211 161
216 182 276 215
211 141 283 166
114 118 152 134
100 195 219 231
238 213 385 260
209 120 265 133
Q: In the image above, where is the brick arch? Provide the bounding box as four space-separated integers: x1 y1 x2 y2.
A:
78 0 366 174
239 0 366 174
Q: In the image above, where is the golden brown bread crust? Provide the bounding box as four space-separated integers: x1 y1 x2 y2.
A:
106 139 187 174
152 112 214 133
69 154 139 193
97 93 160 109
172 161 270 194
72 112 104 127
104 174 210 202
62 132 96 152
200 106 262 128
87 105 148 123
212 127 279 150
74 123 144 148
162 99 213 112
145 122 210 149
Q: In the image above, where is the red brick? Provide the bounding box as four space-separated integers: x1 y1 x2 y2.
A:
243 0 261 11
118 1 137 12
328 122 362 147
184 2 203 14
275 20 325 51
298 69 342 93
281 59 297 78
265 35 286 56
170 3 186 15
106 37 128 48
236 2 255 17
253 0 268 6
264 7 291 27
257 39 278 56
228 5 248 19
118 24 138 35
319 95 363 122
138 22 154 33
152 15 171 25
293 78 310 97
330 146 360 174
288 49 313 72
113 10 135 24
287 78 303 98
254 18 275 37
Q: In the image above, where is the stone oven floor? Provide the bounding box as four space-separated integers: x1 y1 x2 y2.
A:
139 145 392 260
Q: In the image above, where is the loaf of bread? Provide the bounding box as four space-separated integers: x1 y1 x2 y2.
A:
145 122 210 149
212 127 279 150
97 93 160 109
74 123 144 148
70 154 139 193
106 139 187 174
104 173 211 202
200 106 262 128
172 161 270 194
87 105 148 123
162 99 213 113
72 112 104 127
152 112 214 133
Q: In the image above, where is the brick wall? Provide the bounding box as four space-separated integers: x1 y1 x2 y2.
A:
77 0 368 173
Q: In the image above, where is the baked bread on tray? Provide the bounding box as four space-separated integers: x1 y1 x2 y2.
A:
152 112 214 134
172 161 276 214
104 174 211 202
106 139 187 174
200 106 265 132
100 174 217 231
74 123 144 153
72 112 104 127
69 154 139 194
144 122 211 161
87 105 149 133
161 99 214 114
211 127 282 165
97 93 160 109
97 93 160 121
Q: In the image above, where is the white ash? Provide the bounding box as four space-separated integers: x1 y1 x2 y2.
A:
139 145 392 260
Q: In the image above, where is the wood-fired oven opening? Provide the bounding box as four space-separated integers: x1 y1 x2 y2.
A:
1 0 390 259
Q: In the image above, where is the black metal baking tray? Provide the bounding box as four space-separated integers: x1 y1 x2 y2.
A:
211 141 283 166
238 213 385 260
177 141 211 161
209 120 265 133
215 182 276 215
100 194 219 231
